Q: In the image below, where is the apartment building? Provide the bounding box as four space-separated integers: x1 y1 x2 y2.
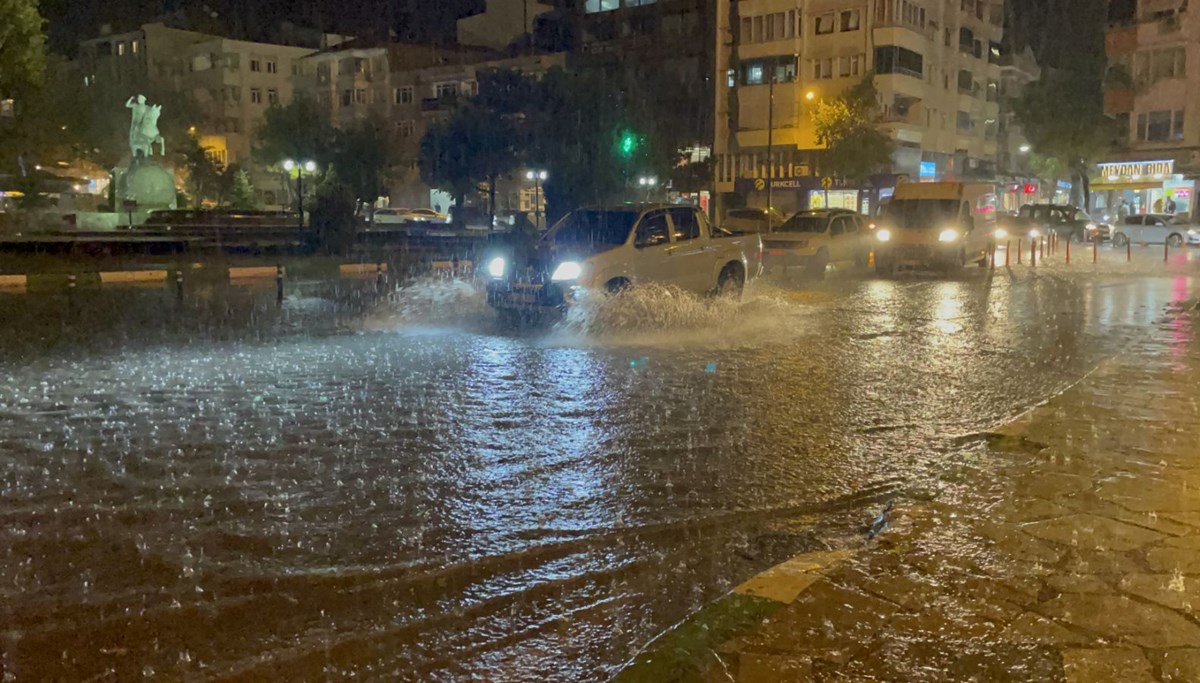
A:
1101 0 1196 218
78 23 326 167
297 42 563 208
713 0 1005 216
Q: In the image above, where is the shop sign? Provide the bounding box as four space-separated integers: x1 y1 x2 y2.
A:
1097 159 1174 181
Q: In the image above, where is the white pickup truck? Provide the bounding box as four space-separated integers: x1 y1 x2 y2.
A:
485 204 763 317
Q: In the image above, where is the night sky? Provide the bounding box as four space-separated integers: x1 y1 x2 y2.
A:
40 0 1109 67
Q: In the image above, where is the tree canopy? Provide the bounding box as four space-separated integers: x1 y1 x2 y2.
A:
1013 66 1115 209
811 76 894 183
253 96 338 169
0 0 46 99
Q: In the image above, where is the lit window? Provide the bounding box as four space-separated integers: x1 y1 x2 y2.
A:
354 88 366 104
815 12 835 34
117 42 126 56
131 41 139 54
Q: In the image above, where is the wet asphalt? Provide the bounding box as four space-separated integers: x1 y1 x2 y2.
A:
1 252 1198 681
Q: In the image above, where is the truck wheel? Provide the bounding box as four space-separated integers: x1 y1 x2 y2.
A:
1168 233 1184 248
808 248 829 280
716 263 745 299
1113 232 1129 248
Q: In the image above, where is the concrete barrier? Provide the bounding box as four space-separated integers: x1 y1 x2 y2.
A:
0 274 28 291
228 266 279 280
98 270 168 284
339 263 388 276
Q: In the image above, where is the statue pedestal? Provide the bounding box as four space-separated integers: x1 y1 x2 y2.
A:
114 156 176 213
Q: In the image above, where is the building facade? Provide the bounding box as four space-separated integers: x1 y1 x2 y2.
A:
713 0 1005 217
297 42 564 209
1101 0 1197 218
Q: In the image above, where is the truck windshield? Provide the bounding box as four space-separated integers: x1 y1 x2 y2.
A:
777 215 828 233
549 210 638 247
883 199 960 229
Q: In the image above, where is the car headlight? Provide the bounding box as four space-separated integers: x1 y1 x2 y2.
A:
1086 222 1097 231
1189 229 1198 236
487 256 506 279
938 228 960 243
994 228 1008 239
1029 228 1041 238
551 261 582 282
876 229 892 242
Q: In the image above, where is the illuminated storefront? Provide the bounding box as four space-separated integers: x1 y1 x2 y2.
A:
1092 159 1194 217
733 174 906 217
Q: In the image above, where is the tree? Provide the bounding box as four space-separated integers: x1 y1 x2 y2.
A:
0 0 46 99
227 168 257 209
253 96 338 168
308 169 357 254
178 134 224 207
811 76 895 183
1013 66 1115 210
332 119 391 216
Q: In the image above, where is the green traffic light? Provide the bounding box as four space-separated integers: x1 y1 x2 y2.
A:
618 131 638 158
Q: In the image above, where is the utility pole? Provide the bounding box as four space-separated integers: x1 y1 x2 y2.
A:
766 66 775 231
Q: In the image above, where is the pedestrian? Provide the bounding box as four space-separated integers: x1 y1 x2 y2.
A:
1118 198 1131 219
1167 196 1178 214
1154 197 1164 213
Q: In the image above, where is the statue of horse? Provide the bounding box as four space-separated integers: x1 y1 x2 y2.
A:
126 96 166 159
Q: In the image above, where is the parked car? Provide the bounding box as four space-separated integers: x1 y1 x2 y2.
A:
484 204 763 319
371 208 413 225
1112 214 1200 247
873 182 995 273
762 209 871 278
722 207 787 233
1005 204 1111 244
413 208 451 223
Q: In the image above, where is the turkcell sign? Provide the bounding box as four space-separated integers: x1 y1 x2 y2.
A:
1097 160 1174 179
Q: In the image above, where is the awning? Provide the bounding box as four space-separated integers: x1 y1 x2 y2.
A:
1090 181 1162 191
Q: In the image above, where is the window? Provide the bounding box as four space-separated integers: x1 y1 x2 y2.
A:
224 86 241 102
1147 110 1172 141
668 208 700 241
250 88 262 104
435 82 460 98
398 120 416 138
811 58 834 80
250 58 261 72
786 10 796 38
1173 110 1185 139
741 17 751 41
341 89 352 107
117 42 126 56
959 27 974 54
747 63 764 84
584 0 620 12
267 88 279 104
815 12 835 34
840 9 861 31
131 41 139 55
636 211 671 247
354 88 366 104
874 46 924 78
1137 113 1147 141
840 54 863 78
394 86 414 104
957 69 974 93
742 57 796 85
956 111 975 133
753 16 764 42
266 59 278 74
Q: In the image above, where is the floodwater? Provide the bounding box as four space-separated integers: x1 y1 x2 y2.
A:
1 255 1197 681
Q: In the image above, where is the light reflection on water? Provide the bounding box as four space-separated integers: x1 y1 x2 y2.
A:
0 267 1195 680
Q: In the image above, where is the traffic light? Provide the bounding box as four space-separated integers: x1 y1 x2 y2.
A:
618 130 638 158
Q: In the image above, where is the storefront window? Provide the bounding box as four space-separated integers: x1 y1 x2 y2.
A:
809 190 859 210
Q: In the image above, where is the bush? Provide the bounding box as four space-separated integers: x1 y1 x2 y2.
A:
308 180 357 254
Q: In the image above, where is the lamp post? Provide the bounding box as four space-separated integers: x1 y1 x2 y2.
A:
283 159 317 230
526 169 547 230
638 175 658 200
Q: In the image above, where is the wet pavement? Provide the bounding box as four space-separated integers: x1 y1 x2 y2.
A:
660 294 1200 683
1 250 1198 681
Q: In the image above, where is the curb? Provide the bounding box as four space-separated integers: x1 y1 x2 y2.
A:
611 549 852 683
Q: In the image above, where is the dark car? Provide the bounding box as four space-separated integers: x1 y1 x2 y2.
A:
1004 204 1112 243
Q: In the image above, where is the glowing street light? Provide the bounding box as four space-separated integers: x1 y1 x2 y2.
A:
283 159 317 228
1019 144 1031 153
526 169 548 230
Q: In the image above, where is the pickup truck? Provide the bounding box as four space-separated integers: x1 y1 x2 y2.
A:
999 204 1112 244
484 204 763 318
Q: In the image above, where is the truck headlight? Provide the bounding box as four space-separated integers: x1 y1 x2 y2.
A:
487 256 506 279
875 229 892 242
551 261 582 282
1086 222 1098 231
994 228 1008 239
1029 228 1041 238
938 228 960 243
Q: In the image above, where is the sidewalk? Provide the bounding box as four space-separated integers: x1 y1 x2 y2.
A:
617 301 1200 682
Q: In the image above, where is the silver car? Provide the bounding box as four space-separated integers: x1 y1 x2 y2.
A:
722 207 787 233
1112 214 1200 247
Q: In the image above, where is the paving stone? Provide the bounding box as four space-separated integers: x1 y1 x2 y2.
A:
1022 514 1166 552
1161 649 1200 682
1062 648 1156 683
1098 476 1200 513
1004 612 1093 646
1039 594 1200 648
1146 536 1200 573
732 651 811 682
1046 574 1113 594
1120 573 1200 613
742 582 900 663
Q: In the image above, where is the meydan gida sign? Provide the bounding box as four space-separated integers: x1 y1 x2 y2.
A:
1098 160 1175 181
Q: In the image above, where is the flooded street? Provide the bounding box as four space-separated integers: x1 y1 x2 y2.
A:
1 260 1197 681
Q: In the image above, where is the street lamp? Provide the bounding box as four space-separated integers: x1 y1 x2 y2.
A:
526 169 548 230
284 159 317 230
638 175 658 200
1019 144 1031 153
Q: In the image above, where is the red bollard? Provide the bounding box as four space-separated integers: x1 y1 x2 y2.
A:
1066 238 1071 265
1017 238 1023 264
1127 239 1132 262
1093 237 1098 264
1031 238 1038 267
1040 236 1045 260
1005 240 1011 267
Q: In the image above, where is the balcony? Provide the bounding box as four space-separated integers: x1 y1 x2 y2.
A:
1104 87 1135 115
421 96 457 113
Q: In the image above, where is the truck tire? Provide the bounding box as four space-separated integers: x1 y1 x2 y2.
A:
716 263 745 299
1113 232 1129 248
808 248 829 280
605 277 631 294
1168 233 1184 248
